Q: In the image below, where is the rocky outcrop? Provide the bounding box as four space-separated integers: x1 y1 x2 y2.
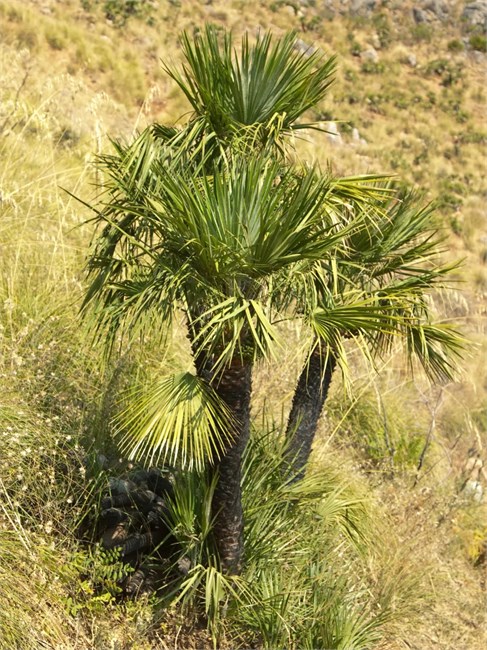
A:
316 0 378 16
413 0 450 22
462 1 487 28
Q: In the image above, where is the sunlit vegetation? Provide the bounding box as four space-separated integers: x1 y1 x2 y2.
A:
0 1 485 649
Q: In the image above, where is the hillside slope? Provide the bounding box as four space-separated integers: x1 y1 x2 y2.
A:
0 1 486 649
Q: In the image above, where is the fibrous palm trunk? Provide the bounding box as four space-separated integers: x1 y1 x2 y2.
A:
210 358 252 574
285 345 336 480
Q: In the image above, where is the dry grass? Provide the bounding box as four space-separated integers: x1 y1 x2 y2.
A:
0 0 485 647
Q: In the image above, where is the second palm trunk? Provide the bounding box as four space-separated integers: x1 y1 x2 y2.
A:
285 345 337 480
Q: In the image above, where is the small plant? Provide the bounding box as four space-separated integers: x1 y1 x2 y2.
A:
448 39 465 53
372 12 392 48
81 0 156 26
66 544 134 614
469 33 487 52
410 23 433 43
361 60 386 74
425 58 465 87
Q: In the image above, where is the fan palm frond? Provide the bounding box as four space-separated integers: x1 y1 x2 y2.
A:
116 372 234 470
164 27 337 147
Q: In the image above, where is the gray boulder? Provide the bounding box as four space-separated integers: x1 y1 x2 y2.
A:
325 121 343 146
413 0 450 22
413 7 429 23
462 1 487 29
350 0 377 14
294 38 318 57
362 47 379 63
422 0 449 20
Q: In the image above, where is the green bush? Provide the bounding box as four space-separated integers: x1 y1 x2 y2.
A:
447 39 465 53
372 12 392 48
469 33 487 52
361 60 386 75
424 59 465 87
81 0 156 26
410 23 433 43
94 426 417 647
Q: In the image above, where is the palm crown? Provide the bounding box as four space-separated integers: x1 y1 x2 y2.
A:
165 26 337 149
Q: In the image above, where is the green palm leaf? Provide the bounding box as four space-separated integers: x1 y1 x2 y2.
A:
116 372 234 470
164 27 337 147
406 322 466 382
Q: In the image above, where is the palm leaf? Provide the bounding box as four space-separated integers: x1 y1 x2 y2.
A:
406 321 466 382
116 372 235 470
164 27 336 147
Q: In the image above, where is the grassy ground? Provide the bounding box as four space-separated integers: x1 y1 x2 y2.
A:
0 1 486 648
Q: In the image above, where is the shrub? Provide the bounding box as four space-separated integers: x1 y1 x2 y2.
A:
361 60 386 74
81 0 156 26
149 425 418 647
448 39 465 53
469 33 487 52
410 23 433 43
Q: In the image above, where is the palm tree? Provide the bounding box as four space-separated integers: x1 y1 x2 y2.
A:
82 147 362 573
80 26 464 574
80 27 366 573
163 25 337 154
284 188 465 478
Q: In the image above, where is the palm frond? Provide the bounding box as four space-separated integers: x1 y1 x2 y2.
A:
406 321 467 382
191 296 281 373
116 372 234 470
164 27 336 147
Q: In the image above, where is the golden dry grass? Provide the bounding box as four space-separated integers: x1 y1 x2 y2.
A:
0 0 485 648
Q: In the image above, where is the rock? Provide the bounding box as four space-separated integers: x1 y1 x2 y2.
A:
294 38 318 57
351 127 367 145
464 480 484 502
422 0 449 20
413 7 429 23
371 33 382 50
471 50 487 63
362 47 379 63
325 121 343 146
350 0 376 15
407 53 418 67
462 1 487 29
321 0 337 15
413 1 449 22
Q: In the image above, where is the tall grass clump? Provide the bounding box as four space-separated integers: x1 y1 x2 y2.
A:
150 424 427 648
0 526 87 650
